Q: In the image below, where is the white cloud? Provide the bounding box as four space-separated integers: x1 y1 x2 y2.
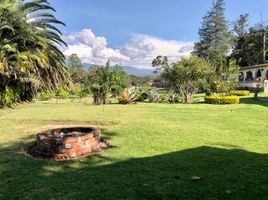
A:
62 28 194 69
120 34 194 68
63 29 129 65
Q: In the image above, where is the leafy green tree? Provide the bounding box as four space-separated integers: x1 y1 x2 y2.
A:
68 54 83 70
89 61 130 105
68 54 88 84
231 22 268 67
162 56 212 103
193 0 231 73
110 65 131 97
152 55 169 74
208 59 239 94
233 14 249 37
0 0 69 106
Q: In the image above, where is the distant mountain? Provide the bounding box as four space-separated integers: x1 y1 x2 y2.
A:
84 63 154 77
122 66 154 77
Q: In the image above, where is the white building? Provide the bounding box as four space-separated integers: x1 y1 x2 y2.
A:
238 64 268 92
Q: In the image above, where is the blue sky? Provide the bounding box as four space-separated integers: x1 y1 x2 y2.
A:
51 0 268 68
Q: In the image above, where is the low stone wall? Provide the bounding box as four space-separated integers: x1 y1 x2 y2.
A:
28 127 108 160
238 81 264 92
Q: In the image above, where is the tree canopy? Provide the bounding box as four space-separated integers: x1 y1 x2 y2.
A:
0 0 69 106
162 56 212 103
193 0 231 73
231 20 268 67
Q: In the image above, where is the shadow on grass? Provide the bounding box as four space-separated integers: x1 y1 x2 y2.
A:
0 137 267 200
240 96 268 107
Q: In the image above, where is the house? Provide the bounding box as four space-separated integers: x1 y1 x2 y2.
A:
238 64 268 92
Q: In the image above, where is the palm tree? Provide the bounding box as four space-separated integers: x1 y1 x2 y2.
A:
0 0 69 105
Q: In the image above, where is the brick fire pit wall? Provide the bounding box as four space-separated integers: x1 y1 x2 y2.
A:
28 127 108 160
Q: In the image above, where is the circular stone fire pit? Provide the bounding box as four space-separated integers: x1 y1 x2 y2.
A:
28 127 108 161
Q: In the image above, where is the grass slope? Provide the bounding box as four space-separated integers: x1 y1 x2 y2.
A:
0 95 268 200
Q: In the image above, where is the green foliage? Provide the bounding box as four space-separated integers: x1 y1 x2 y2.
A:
231 90 250 96
0 86 19 107
209 75 238 95
90 83 107 105
39 90 56 101
130 75 151 87
118 88 137 104
0 0 69 107
168 92 180 103
159 92 168 103
148 89 160 103
68 54 83 70
232 14 249 37
152 55 169 74
162 56 212 103
110 65 131 97
68 54 88 84
70 83 91 98
57 88 69 99
193 0 231 72
89 61 129 105
208 59 239 95
136 87 150 102
231 22 268 67
204 95 240 104
136 91 148 102
80 85 92 98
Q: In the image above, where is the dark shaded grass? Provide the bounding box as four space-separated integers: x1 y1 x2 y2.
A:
0 142 267 200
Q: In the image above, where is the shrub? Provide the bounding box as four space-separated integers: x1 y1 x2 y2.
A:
204 95 240 104
0 87 19 107
159 93 168 103
118 88 137 104
136 91 148 102
231 90 250 96
39 90 55 101
148 90 160 103
57 88 69 99
168 92 180 103
79 85 92 98
91 84 106 105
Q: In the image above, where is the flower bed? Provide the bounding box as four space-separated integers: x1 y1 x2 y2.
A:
204 95 240 104
231 90 250 96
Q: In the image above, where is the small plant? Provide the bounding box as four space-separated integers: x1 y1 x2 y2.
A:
159 93 168 103
136 91 149 102
39 90 56 101
91 84 107 105
0 87 19 107
168 92 180 103
57 88 69 99
231 90 250 96
70 83 91 99
118 88 137 104
204 95 240 104
148 90 160 103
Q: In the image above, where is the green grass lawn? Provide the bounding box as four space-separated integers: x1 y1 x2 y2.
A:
0 95 268 200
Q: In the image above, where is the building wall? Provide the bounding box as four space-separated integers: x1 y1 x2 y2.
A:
239 65 268 81
238 65 268 92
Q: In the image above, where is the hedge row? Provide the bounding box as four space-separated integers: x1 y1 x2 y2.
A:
231 90 250 96
205 95 240 104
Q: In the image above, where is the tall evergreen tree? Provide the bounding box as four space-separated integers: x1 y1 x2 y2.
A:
233 14 249 37
193 0 231 73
